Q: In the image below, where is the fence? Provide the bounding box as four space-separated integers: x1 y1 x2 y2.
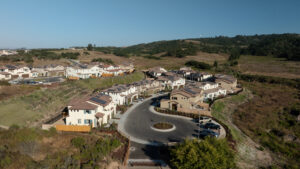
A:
55 125 91 132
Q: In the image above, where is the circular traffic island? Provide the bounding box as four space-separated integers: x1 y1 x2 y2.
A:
151 122 176 132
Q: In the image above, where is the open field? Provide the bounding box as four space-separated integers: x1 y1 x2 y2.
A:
237 55 300 79
0 72 144 127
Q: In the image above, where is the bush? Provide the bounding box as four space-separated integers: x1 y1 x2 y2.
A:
71 137 85 148
0 80 10 86
9 124 20 130
185 60 211 70
91 58 114 64
170 138 235 169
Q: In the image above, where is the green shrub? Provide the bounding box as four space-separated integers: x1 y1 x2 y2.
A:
71 137 85 148
185 60 211 70
170 138 235 169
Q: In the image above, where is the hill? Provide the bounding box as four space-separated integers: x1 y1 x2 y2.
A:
94 33 300 61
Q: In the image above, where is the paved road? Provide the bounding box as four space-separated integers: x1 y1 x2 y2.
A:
119 95 200 145
10 76 64 85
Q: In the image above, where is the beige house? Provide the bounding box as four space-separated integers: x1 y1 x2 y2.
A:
214 74 237 93
160 87 210 115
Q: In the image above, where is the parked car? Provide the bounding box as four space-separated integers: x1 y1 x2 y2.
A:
203 122 221 130
199 129 219 138
199 116 210 122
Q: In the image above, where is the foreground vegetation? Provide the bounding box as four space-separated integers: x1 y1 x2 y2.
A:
0 72 144 127
170 138 235 169
0 127 123 169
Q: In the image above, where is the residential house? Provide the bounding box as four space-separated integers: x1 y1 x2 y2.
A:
0 50 18 56
186 81 226 101
187 72 213 81
66 93 116 128
203 87 227 101
147 67 167 78
101 84 138 105
0 65 33 79
65 64 102 79
176 67 195 77
132 79 163 94
214 74 237 93
157 75 185 89
0 72 11 80
160 87 209 115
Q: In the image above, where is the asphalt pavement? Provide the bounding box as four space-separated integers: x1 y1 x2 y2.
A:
119 94 200 145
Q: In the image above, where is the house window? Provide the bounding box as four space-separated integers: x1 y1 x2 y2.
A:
84 119 92 124
172 97 177 100
78 119 81 124
85 110 91 114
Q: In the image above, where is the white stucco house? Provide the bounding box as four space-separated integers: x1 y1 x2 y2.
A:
187 72 213 82
157 75 186 89
0 65 33 79
203 87 227 101
0 72 11 80
148 67 167 77
101 84 138 105
198 82 219 90
65 64 102 79
66 93 116 128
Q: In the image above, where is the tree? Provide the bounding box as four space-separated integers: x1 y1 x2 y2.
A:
185 60 211 70
213 60 218 68
228 48 240 61
170 138 235 169
87 44 93 51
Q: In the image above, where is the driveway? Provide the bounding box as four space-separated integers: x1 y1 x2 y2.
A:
118 94 201 145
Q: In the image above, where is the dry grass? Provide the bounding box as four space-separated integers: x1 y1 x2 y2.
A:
233 81 300 167
211 89 273 168
237 55 300 79
0 85 41 101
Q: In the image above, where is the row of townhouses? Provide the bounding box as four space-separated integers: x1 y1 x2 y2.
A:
0 50 18 56
65 66 238 128
0 62 134 81
65 62 134 79
160 69 238 116
65 78 165 127
0 64 65 80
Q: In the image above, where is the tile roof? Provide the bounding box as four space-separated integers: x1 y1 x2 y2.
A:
215 74 237 83
95 112 105 118
172 87 202 98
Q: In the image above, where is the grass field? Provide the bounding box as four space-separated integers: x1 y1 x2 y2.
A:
0 72 144 127
237 55 300 79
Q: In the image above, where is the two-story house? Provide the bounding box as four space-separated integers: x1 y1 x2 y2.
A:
66 93 116 128
160 87 209 114
147 67 167 78
101 84 138 105
214 74 237 93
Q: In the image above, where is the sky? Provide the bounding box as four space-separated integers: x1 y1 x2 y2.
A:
0 0 299 49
